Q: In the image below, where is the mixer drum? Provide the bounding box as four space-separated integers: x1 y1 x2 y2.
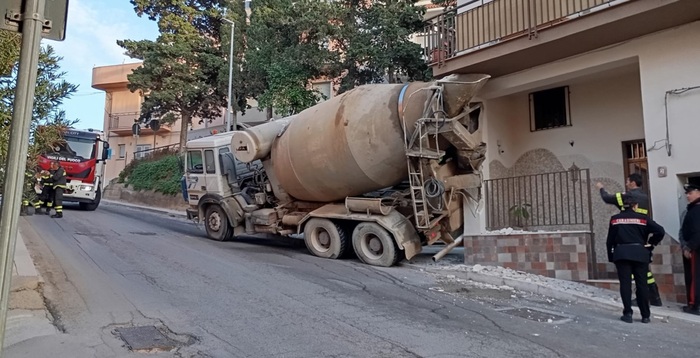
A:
270 82 433 202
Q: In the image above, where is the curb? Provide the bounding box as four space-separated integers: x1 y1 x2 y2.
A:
405 263 700 325
102 199 187 218
12 228 43 293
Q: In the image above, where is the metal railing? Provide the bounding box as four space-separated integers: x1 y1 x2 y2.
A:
421 0 632 66
108 112 140 129
484 168 593 231
128 143 181 163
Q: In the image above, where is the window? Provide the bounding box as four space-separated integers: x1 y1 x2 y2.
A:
135 144 152 160
205 150 216 174
312 81 332 102
529 86 571 131
118 144 126 159
55 137 96 160
187 150 204 173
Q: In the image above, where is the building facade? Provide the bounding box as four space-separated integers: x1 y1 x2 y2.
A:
91 63 272 184
423 0 700 302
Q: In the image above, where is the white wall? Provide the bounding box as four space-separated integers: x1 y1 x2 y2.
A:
477 20 700 238
636 22 700 238
484 69 645 170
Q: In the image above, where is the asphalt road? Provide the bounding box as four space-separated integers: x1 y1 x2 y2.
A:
12 201 700 358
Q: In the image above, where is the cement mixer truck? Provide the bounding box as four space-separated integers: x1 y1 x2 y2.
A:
183 74 490 266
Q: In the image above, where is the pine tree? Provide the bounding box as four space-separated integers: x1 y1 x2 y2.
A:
118 0 247 151
246 0 340 117
335 0 431 94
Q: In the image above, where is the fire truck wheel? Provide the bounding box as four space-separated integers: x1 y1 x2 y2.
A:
352 222 398 267
205 205 230 241
80 188 101 211
303 218 347 259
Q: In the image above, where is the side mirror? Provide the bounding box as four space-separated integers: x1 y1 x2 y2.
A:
102 141 111 161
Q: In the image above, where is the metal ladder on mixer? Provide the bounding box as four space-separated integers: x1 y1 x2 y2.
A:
402 86 446 229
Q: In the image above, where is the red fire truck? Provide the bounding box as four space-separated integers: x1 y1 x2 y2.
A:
37 128 110 211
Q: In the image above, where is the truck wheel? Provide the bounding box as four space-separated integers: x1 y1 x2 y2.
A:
79 188 101 211
352 222 398 267
304 218 347 259
205 205 230 241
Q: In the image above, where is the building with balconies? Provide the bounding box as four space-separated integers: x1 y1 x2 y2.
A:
422 0 700 303
92 62 270 184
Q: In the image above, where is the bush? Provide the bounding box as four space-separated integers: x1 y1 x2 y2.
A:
117 148 179 184
122 154 184 196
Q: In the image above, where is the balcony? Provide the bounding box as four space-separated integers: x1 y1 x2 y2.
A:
422 0 700 77
92 63 142 91
108 112 171 136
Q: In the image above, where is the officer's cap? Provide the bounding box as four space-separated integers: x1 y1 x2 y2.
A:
685 177 700 193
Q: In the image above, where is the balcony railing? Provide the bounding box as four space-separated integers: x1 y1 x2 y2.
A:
108 112 140 130
483 168 593 232
421 0 632 66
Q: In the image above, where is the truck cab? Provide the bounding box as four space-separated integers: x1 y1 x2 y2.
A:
38 128 110 211
183 132 261 224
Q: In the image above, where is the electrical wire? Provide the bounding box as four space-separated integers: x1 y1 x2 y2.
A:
654 85 700 156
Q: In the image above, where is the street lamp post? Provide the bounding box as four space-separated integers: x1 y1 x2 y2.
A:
222 17 235 132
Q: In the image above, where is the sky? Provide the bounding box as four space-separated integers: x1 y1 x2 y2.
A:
48 0 159 130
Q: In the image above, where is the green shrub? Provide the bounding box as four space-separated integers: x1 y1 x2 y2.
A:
122 154 184 196
117 148 179 184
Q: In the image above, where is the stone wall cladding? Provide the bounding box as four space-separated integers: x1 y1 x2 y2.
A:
464 232 592 282
464 232 685 304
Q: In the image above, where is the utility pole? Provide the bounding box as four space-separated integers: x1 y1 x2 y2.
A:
0 0 49 352
222 17 235 132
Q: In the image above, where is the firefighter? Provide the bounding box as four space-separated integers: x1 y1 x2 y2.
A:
606 193 665 323
49 160 66 218
20 170 35 216
31 169 52 214
596 173 662 306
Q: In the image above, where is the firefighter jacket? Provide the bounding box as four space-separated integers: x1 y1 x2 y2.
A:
681 198 700 251
51 166 67 188
606 209 665 263
600 187 650 215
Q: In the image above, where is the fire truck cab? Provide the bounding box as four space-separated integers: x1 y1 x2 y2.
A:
38 128 111 211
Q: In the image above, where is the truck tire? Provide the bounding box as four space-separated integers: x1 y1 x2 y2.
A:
352 222 399 267
79 188 101 211
303 218 347 259
204 205 231 241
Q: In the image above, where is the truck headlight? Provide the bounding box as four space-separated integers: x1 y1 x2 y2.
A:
80 185 94 191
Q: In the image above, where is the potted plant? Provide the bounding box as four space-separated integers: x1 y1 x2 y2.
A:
509 202 532 229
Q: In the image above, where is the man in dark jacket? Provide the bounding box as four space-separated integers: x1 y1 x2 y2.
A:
49 160 67 219
606 194 665 323
597 173 661 306
681 181 700 315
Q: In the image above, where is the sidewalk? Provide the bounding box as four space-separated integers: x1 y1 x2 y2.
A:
5 220 58 348
407 253 700 325
102 199 186 218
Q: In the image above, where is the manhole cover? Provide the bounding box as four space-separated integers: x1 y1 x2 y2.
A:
497 307 572 324
115 326 179 352
130 231 157 236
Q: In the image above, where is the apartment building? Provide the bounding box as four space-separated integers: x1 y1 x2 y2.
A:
91 63 270 184
422 0 700 302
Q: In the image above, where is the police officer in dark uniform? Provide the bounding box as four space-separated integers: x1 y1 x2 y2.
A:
597 173 662 306
49 160 66 218
680 180 700 315
606 193 665 323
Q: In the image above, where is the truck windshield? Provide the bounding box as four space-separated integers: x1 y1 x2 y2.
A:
55 137 96 161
